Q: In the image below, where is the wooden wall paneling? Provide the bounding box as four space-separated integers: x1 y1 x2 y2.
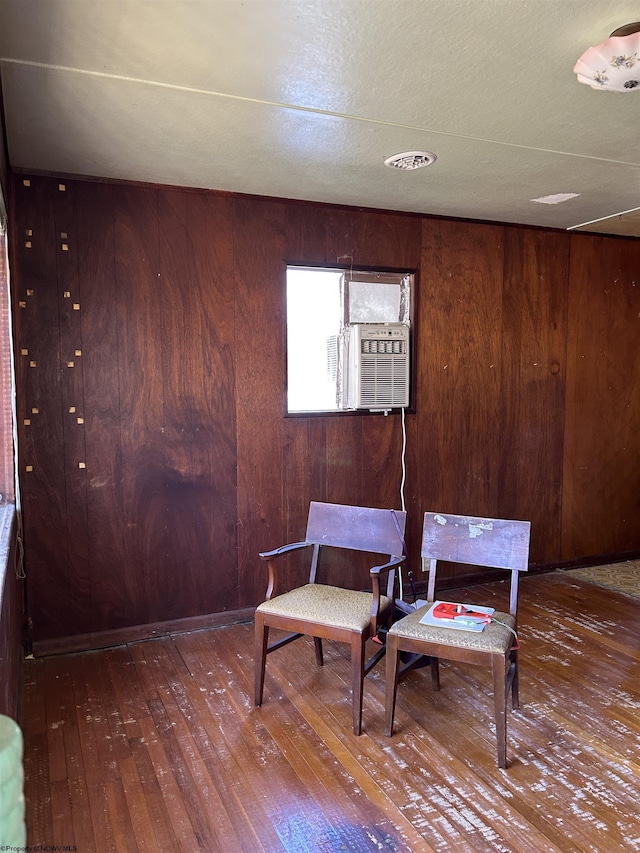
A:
52 181 93 634
75 180 128 632
415 219 505 581
13 173 640 644
324 207 422 271
158 189 238 618
307 412 368 591
499 228 569 566
282 416 328 548
113 185 166 627
356 413 392 517
360 413 405 512
284 202 329 269
12 176 71 640
158 189 201 620
234 197 289 605
185 191 238 614
562 235 640 560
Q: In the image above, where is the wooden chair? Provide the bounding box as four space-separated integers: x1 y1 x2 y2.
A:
255 501 406 735
384 511 531 768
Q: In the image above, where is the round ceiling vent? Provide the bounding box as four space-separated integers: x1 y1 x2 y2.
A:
384 151 437 170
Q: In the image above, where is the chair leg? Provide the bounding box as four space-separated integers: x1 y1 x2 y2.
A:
492 653 509 769
384 633 400 737
351 633 366 735
254 613 269 707
510 648 519 710
314 636 324 666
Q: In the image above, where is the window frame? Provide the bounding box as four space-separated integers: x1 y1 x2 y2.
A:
284 261 417 417
0 204 14 504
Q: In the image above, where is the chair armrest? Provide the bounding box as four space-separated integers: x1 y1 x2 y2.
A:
259 541 309 560
369 556 405 632
258 541 311 600
369 555 405 578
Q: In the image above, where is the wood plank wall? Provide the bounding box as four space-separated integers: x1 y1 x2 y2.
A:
563 236 640 558
9 174 640 647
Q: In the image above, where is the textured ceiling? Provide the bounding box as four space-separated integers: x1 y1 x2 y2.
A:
1 0 639 236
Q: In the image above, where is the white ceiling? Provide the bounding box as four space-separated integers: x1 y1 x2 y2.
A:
1 0 639 237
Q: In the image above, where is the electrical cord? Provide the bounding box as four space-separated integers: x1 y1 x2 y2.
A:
400 406 406 513
392 410 418 606
489 616 520 650
397 407 406 601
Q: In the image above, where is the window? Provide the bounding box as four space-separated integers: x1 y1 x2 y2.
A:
0 189 13 503
286 265 413 414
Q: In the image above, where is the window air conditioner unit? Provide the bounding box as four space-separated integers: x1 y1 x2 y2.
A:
345 323 410 411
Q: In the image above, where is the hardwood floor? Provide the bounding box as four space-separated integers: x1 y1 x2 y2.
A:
21 571 640 852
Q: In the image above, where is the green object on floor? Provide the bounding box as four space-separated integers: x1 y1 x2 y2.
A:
0 714 26 847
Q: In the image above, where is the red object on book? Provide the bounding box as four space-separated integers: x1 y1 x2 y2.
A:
432 602 491 622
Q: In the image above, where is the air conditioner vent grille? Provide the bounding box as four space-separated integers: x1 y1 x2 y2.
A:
360 356 408 407
345 323 410 410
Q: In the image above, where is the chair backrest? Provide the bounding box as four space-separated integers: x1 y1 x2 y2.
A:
421 512 531 615
306 502 406 556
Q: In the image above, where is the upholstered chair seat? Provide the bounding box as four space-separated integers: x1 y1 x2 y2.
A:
388 605 515 654
257 584 393 632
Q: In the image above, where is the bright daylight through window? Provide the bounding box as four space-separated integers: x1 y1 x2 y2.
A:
286 266 412 414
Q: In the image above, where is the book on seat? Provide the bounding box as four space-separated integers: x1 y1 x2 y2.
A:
419 601 495 632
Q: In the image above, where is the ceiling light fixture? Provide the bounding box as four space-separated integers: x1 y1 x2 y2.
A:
384 151 437 170
574 22 640 91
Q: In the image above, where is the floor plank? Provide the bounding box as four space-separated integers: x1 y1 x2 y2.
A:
21 571 640 852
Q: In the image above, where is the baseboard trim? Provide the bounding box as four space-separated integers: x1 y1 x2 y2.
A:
408 550 640 597
31 549 640 657
31 606 256 657
534 550 640 572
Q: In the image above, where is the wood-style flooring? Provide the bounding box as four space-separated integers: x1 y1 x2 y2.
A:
21 571 640 852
